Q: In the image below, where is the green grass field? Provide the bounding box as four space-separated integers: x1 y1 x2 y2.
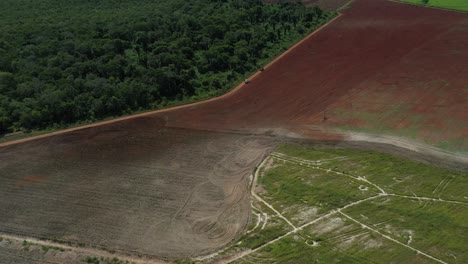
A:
217 145 468 263
401 0 468 12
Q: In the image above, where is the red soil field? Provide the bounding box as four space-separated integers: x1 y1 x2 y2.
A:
159 0 468 152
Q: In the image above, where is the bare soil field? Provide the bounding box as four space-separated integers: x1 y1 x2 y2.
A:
161 0 468 152
0 116 274 261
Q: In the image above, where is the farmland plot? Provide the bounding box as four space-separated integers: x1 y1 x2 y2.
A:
0 116 274 260
160 0 468 152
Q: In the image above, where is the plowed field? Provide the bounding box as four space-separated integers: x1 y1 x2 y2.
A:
162 0 468 151
0 117 274 260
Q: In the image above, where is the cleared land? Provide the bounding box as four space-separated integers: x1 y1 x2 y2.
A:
214 146 467 264
400 0 468 12
0 116 274 261
161 0 468 152
0 0 467 263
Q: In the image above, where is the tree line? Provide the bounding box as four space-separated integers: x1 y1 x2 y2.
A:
0 0 332 134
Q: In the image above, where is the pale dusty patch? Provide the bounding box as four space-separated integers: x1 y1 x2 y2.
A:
310 217 344 235
304 172 326 184
402 229 414 244
291 206 320 224
383 224 395 235
292 235 301 241
337 231 368 250
359 185 369 191
262 157 279 174
306 240 319 247
363 235 384 249
255 184 266 195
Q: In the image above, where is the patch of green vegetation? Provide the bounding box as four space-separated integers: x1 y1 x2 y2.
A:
83 256 134 264
233 201 291 250
174 259 196 264
226 146 467 263
276 145 340 161
21 240 67 253
83 256 100 264
233 235 318 263
400 0 468 12
260 157 380 220
41 244 66 253
22 240 33 251
50 238 74 246
344 196 468 262
278 146 467 201
236 214 426 264
436 136 467 152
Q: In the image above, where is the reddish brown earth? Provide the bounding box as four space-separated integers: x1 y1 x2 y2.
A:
0 0 467 263
160 0 468 151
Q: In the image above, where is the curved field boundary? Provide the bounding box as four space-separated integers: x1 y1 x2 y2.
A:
343 132 468 167
0 14 342 149
281 135 468 172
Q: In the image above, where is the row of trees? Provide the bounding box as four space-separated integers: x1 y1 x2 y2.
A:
0 0 332 133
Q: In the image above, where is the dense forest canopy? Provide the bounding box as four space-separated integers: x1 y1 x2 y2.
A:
0 0 332 134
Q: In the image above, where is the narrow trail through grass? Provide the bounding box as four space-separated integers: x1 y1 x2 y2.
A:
225 150 465 263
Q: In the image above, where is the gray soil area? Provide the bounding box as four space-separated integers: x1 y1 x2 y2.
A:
0 116 274 261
